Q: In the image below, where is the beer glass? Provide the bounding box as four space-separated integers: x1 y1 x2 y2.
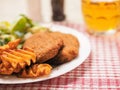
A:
82 0 120 35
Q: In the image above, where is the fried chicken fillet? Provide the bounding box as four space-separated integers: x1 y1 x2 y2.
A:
23 31 63 63
47 32 79 65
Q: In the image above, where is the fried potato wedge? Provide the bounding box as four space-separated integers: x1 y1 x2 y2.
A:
18 64 52 78
8 39 21 49
0 39 21 55
0 64 14 75
0 48 36 75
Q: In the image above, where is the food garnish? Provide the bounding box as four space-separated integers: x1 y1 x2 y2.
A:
0 15 50 47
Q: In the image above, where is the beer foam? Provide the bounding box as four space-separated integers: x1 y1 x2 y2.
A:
91 0 118 2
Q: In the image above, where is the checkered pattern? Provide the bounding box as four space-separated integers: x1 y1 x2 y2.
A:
0 22 120 90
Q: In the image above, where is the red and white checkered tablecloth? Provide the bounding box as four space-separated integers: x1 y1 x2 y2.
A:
0 22 120 90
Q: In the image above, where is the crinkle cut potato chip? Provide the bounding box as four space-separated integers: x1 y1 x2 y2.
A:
0 48 36 75
18 64 52 78
0 39 36 75
0 39 21 55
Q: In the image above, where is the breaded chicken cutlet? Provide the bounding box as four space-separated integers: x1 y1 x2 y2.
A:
23 31 79 65
46 32 79 65
23 31 63 63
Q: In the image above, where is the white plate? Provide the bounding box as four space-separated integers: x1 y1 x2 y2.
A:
0 24 91 84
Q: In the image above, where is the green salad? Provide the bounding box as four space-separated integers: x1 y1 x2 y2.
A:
0 15 49 47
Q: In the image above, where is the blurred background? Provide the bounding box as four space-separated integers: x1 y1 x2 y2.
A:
0 0 84 24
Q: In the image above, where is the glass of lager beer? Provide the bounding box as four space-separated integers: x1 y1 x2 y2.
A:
82 0 120 35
